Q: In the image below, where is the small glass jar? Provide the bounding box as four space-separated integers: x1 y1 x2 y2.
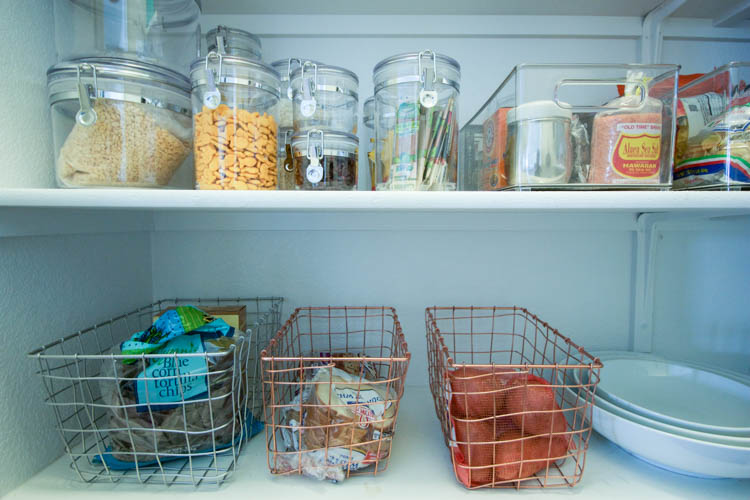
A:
53 0 201 75
373 50 460 191
277 127 297 190
205 26 262 60
291 63 358 134
47 57 193 188
190 53 280 190
292 130 358 190
363 96 376 190
271 58 322 130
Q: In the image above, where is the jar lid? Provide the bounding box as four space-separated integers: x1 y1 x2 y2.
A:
291 130 359 157
68 0 201 27
206 25 262 59
290 63 359 85
373 50 460 94
47 57 192 115
507 100 573 123
363 96 375 128
189 54 280 98
271 58 324 84
48 57 191 93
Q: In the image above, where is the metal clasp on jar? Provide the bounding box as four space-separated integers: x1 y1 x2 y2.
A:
75 63 98 126
418 49 438 108
299 61 318 117
306 129 325 184
203 51 223 109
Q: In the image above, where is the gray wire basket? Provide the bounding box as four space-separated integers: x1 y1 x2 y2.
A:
28 297 283 487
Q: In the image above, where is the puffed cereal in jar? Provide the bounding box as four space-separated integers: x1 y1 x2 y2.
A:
194 104 278 190
190 53 281 190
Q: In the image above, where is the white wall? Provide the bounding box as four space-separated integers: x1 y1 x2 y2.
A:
0 232 153 496
0 0 56 188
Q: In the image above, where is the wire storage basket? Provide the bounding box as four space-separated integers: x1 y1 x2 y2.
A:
28 297 283 487
426 306 602 489
262 306 411 482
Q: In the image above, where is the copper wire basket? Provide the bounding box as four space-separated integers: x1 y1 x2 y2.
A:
261 306 410 481
426 306 602 489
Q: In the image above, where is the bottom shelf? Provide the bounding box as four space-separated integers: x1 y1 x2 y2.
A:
9 387 749 499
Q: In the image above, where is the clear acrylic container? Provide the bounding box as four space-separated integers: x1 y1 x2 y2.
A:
373 50 460 191
673 62 750 190
363 96 376 190
48 57 193 188
53 0 201 76
205 26 262 61
271 58 322 130
291 63 358 134
190 53 280 190
291 130 358 190
459 64 679 190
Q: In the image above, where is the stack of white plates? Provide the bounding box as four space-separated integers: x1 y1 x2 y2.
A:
568 351 750 478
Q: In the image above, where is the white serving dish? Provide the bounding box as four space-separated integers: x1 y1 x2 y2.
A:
597 357 750 437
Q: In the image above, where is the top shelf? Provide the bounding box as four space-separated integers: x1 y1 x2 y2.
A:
1 189 749 214
202 0 745 19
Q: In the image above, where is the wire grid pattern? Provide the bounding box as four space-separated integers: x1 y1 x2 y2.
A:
28 297 283 487
262 306 411 480
426 306 602 489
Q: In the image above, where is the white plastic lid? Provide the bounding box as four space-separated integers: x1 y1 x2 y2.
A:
507 100 573 123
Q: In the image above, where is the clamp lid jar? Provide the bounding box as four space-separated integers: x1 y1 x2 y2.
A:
47 57 193 188
372 50 460 191
190 52 281 190
290 62 359 134
291 130 358 190
271 58 322 129
206 26 262 60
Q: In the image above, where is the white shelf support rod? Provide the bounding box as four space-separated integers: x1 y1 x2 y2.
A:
640 0 686 64
713 0 750 27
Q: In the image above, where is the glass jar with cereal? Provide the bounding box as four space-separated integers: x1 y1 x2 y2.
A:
190 52 281 190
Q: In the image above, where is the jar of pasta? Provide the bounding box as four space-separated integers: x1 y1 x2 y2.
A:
190 52 280 190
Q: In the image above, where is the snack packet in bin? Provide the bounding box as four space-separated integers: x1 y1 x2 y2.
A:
97 306 261 468
277 366 397 482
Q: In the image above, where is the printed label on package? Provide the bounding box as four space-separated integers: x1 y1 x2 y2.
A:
610 123 661 179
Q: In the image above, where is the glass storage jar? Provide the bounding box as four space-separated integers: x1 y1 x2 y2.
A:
277 128 297 190
373 50 460 191
363 96 376 190
271 58 321 130
290 62 358 134
53 0 201 75
291 130 358 190
47 57 193 188
205 26 262 60
190 52 281 190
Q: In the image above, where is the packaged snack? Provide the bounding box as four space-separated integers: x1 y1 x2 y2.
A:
98 306 260 468
481 107 510 189
674 103 750 188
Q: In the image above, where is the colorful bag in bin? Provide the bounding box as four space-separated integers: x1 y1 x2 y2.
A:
97 306 262 469
277 365 397 482
674 103 750 188
446 367 574 488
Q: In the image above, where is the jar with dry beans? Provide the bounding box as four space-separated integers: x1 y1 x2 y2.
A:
190 52 281 190
292 130 358 190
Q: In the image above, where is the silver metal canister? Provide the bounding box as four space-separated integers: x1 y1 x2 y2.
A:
505 100 573 186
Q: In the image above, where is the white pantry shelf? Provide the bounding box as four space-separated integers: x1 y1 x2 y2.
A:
7 387 749 499
1 189 750 214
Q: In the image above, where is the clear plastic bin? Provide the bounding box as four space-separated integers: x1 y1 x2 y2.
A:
673 62 750 190
47 57 193 188
53 0 201 75
459 64 679 190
